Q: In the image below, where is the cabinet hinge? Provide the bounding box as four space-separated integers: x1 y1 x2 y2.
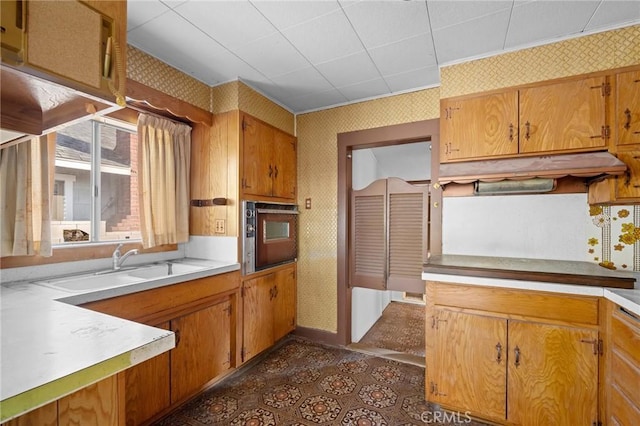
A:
242 119 247 131
592 421 602 426
603 82 611 97
598 338 604 356
241 347 246 362
227 351 231 365
224 304 232 317
241 286 245 298
603 125 611 139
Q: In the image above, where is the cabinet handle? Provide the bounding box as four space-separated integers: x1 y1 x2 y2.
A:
524 122 531 141
509 123 514 142
514 345 521 367
625 108 632 130
268 164 273 178
495 342 502 363
269 286 275 300
273 285 279 298
274 165 278 178
174 329 181 348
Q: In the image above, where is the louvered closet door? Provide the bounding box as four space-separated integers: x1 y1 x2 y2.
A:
387 178 429 293
350 179 387 290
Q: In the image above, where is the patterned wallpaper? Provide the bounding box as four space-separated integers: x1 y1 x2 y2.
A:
126 46 210 111
588 205 640 271
441 24 640 98
296 88 440 332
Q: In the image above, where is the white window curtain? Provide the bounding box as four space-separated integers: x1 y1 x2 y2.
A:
0 136 53 257
137 113 191 249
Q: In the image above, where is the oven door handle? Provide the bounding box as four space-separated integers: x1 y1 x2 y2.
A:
256 208 299 215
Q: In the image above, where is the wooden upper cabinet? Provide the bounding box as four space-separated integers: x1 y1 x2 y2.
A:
440 90 519 162
616 70 640 146
241 113 297 201
519 76 608 154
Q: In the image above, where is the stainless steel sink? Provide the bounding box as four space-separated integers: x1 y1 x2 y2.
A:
32 261 209 292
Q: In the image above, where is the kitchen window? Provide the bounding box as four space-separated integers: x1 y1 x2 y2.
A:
53 118 141 244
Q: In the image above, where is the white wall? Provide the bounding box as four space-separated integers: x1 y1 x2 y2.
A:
442 193 590 261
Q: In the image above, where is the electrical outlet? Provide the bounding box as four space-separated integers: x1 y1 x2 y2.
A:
305 198 311 209
215 219 225 234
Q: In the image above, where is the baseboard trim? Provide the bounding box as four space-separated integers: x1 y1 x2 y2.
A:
293 326 341 346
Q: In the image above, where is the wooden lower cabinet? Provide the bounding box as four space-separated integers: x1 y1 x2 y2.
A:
171 300 232 403
426 281 600 425
242 263 296 362
3 374 124 426
82 271 240 425
603 301 640 425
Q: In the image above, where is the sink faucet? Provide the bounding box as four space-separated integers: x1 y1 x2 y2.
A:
112 244 139 270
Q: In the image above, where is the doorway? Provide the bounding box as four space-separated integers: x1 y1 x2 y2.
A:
336 119 442 354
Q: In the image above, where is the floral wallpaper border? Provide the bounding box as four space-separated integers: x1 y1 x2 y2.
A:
588 205 640 270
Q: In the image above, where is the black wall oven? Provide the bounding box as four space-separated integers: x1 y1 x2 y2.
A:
242 201 298 275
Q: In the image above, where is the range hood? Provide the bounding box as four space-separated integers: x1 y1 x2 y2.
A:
439 151 627 185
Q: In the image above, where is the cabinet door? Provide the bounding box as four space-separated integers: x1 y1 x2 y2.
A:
614 150 640 200
125 322 171 426
243 115 274 197
242 274 275 361
519 77 607 154
171 300 232 403
272 130 297 199
440 91 518 162
429 309 507 422
617 70 640 146
273 265 296 341
507 321 598 425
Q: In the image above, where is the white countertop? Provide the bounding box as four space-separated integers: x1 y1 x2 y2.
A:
0 258 240 422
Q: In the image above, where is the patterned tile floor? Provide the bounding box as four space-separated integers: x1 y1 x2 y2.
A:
357 302 425 357
155 337 489 426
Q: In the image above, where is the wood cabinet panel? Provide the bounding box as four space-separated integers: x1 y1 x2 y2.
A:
614 150 640 200
519 77 607 154
171 300 232 404
2 402 57 426
273 266 296 341
431 282 599 325
58 374 122 426
242 274 275 360
507 321 598 425
429 309 506 421
616 70 640 146
440 90 518 162
272 130 297 199
124 322 171 426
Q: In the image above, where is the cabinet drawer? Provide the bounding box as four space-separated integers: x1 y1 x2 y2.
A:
83 271 240 323
611 307 640 364
431 282 599 325
609 382 640 426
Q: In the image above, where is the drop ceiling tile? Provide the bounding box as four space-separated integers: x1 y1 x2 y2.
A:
271 66 334 95
432 9 511 64
427 0 513 31
337 78 390 102
128 11 253 85
285 88 349 113
586 0 640 31
172 1 277 50
315 51 381 88
282 9 364 64
233 32 310 78
340 0 431 49
369 33 437 76
251 0 344 31
384 65 440 93
505 0 601 48
127 0 171 31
